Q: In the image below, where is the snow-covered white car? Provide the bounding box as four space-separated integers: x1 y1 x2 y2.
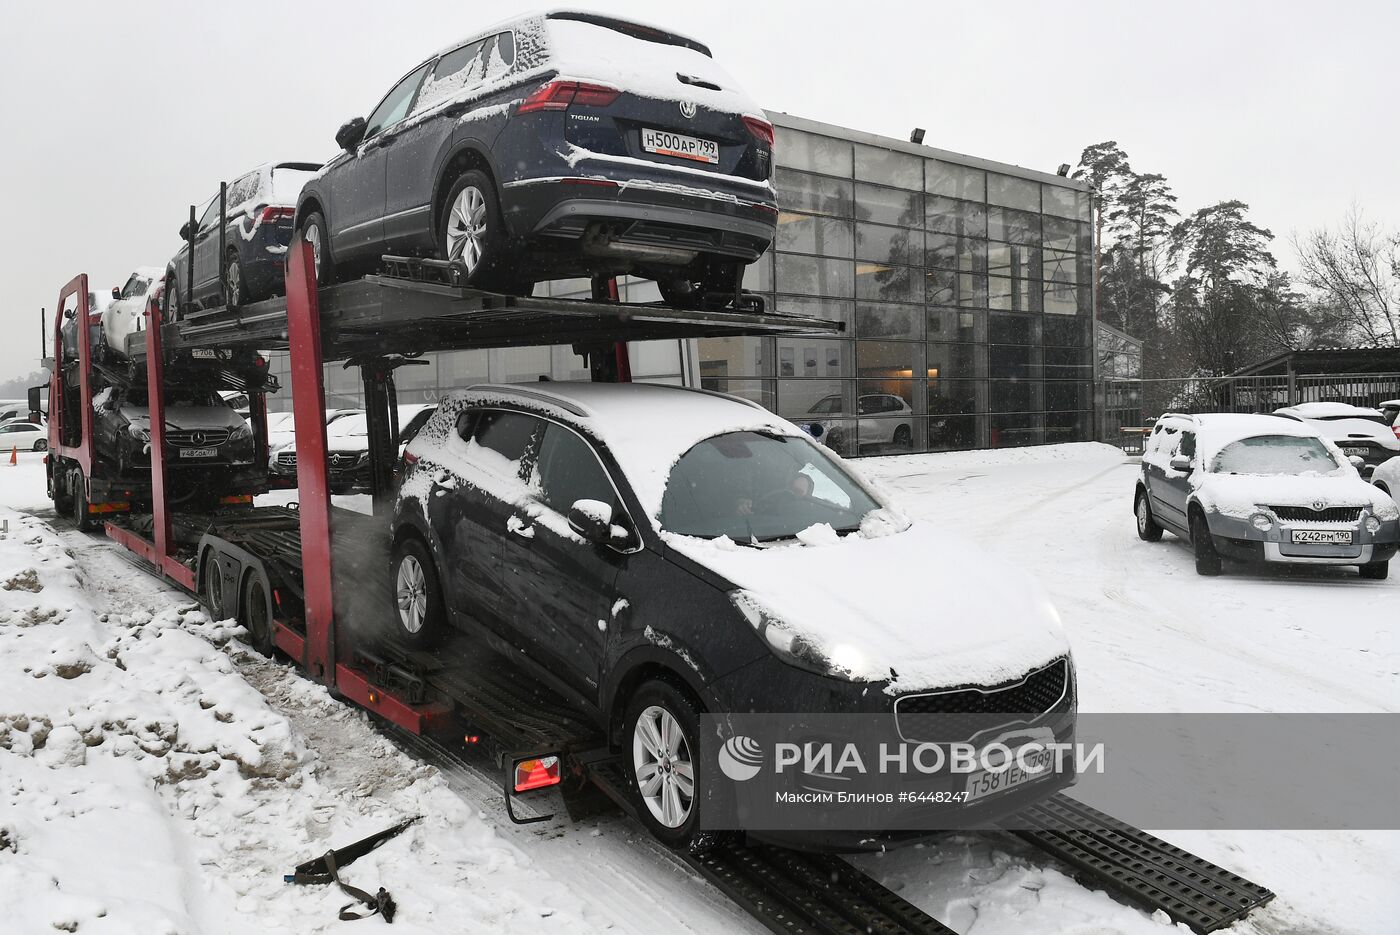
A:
271 405 431 491
1136 413 1399 578
1379 399 1400 427
1370 455 1400 502
393 382 1075 849
99 267 165 359
1272 402 1400 476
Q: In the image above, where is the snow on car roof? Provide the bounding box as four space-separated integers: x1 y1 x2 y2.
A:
1275 402 1384 419
420 382 801 522
1169 413 1330 462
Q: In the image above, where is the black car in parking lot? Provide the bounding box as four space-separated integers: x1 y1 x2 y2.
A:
296 11 777 306
166 162 321 315
391 382 1074 849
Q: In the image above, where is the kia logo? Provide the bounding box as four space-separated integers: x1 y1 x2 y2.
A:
679 99 697 119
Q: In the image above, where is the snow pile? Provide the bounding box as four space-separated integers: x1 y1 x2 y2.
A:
0 509 582 934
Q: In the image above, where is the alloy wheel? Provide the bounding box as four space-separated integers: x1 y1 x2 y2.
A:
396 554 427 634
446 186 487 273
1136 497 1149 532
304 223 323 280
226 258 242 305
632 704 695 828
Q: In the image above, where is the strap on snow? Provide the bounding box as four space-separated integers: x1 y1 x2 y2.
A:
285 815 421 923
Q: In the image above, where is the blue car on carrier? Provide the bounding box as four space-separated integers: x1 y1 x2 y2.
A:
294 10 778 308
164 161 321 316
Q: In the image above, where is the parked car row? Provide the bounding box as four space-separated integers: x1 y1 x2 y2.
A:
1135 411 1400 578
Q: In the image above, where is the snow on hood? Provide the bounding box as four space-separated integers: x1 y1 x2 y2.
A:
665 521 1070 694
1197 471 1400 520
114 405 245 432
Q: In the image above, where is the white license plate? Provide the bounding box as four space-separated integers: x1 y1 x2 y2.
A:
1291 529 1353 544
641 127 719 164
191 348 219 360
1340 447 1367 457
179 448 217 458
963 746 1056 803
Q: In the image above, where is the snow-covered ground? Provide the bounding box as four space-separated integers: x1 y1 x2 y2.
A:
1 445 1395 934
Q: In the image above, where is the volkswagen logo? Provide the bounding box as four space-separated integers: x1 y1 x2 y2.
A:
1311 500 1327 511
679 99 697 119
189 431 206 446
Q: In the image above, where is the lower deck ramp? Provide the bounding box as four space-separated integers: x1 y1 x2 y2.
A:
1015 794 1275 933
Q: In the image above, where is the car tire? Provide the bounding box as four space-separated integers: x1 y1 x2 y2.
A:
70 467 95 532
892 424 912 448
299 211 336 286
391 536 447 650
225 252 244 307
1359 560 1389 580
439 171 507 287
163 275 182 324
200 551 229 622
34 438 47 452
1190 508 1221 576
624 678 703 850
1135 489 1164 542
52 461 73 515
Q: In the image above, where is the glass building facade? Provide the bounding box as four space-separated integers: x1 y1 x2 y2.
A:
269 113 1097 457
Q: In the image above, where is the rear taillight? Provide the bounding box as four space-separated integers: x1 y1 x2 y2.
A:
742 115 775 147
1392 425 1400 441
402 451 419 466
518 79 620 113
258 205 296 224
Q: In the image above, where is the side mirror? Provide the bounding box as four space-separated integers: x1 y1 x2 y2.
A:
27 386 41 414
111 286 121 300
63 306 75 321
335 116 367 152
804 422 824 439
1169 454 1193 473
568 499 613 545
179 221 191 241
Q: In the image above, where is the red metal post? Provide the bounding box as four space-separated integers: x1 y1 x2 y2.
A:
49 275 95 473
142 294 173 560
283 239 336 684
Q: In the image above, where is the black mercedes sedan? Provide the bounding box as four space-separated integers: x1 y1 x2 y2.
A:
295 11 778 308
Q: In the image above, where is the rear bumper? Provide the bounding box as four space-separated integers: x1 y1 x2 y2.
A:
502 176 777 261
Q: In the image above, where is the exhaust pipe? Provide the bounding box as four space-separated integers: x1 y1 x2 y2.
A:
581 224 695 266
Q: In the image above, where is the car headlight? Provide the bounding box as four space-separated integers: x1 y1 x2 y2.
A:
1250 512 1273 531
1365 515 1382 534
730 590 862 680
129 425 150 441
229 423 252 441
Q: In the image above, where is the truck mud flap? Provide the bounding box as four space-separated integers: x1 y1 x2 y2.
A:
1013 794 1274 933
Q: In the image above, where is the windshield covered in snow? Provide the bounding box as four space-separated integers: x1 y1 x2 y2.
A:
329 414 368 437
659 431 881 541
1210 435 1342 475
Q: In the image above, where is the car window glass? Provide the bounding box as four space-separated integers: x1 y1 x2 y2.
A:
533 423 618 517
1179 431 1196 459
414 39 486 114
365 62 432 139
197 197 220 231
468 410 540 480
227 171 261 210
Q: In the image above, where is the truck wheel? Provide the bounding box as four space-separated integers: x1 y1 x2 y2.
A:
624 679 703 849
240 571 275 654
200 552 230 621
1360 560 1389 580
391 537 446 649
439 171 505 286
299 211 336 285
70 468 94 532
52 461 72 515
1135 489 1163 542
1190 509 1221 576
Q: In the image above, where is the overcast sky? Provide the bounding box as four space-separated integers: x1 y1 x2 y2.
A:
1 0 1395 381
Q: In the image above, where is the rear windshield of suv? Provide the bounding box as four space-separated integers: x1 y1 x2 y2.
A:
1210 435 1341 475
660 431 881 541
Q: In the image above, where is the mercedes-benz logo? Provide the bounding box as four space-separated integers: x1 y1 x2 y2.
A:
679 99 697 119
189 431 206 446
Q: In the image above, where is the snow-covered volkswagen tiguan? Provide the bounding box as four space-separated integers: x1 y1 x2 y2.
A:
392 383 1075 850
1135 413 1400 578
296 11 777 307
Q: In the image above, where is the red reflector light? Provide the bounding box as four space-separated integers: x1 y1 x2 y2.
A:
742 115 775 146
464 734 480 745
402 451 419 466
518 80 620 114
513 755 562 792
1393 425 1400 441
259 206 296 223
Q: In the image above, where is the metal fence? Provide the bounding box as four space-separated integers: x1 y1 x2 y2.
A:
1100 372 1400 452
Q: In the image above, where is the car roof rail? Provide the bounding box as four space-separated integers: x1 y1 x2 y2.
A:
466 383 591 417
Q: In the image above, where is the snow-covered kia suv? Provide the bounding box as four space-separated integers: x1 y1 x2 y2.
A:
392 382 1075 850
296 11 777 307
1135 413 1399 578
1273 403 1400 476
